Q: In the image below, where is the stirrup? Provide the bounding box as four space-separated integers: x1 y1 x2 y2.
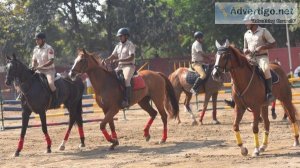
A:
266 93 275 104
190 88 198 95
121 100 129 109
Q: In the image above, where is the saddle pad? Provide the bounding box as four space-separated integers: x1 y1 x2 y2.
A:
186 64 213 85
132 75 146 90
270 70 279 84
186 71 199 85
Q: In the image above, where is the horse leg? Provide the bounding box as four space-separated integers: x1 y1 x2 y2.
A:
281 101 299 146
199 93 211 125
183 90 197 125
259 106 270 152
152 100 168 144
99 109 119 149
233 106 248 156
271 100 277 120
211 92 220 124
251 107 261 157
108 120 119 149
39 112 52 153
14 107 32 157
138 97 157 142
59 113 75 151
75 108 85 149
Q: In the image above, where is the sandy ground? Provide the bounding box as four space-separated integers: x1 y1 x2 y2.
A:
1 93 300 168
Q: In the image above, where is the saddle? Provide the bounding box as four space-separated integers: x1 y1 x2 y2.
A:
255 66 279 84
185 64 213 85
36 73 62 107
116 70 146 91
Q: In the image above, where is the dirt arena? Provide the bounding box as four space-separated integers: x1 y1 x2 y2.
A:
1 92 300 168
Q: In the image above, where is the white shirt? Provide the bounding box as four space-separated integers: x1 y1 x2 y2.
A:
191 40 204 62
112 40 135 65
244 26 276 55
32 43 55 70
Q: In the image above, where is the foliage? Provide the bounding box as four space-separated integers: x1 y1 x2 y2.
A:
0 0 299 66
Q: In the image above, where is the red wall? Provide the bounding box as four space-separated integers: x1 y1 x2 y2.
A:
269 47 300 74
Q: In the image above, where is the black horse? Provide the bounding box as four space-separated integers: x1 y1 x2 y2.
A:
5 54 85 156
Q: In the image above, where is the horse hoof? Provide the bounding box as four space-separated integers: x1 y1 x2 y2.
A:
212 120 220 125
59 145 65 151
145 135 151 142
14 151 20 157
293 140 299 147
46 149 51 153
252 151 259 157
159 139 166 144
109 139 119 150
191 121 198 126
241 147 248 156
79 143 85 148
259 145 267 152
199 120 203 125
272 114 277 120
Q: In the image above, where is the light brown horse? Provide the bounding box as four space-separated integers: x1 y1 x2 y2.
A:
212 40 300 156
168 65 223 125
69 49 179 149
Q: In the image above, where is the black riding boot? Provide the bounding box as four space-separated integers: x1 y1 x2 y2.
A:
51 90 59 107
190 77 204 95
121 86 131 108
265 78 275 104
224 98 235 108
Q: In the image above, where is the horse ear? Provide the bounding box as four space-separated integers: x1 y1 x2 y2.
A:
6 55 12 61
12 53 16 60
215 40 221 49
223 39 230 48
82 48 87 54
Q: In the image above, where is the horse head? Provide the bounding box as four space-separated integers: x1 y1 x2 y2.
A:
69 48 102 80
5 53 21 86
212 39 245 82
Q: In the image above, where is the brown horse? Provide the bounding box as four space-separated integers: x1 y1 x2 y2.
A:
69 49 179 149
168 65 223 125
212 40 300 156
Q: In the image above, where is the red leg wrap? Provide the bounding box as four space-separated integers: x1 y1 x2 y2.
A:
78 126 84 138
162 127 167 140
64 130 71 141
17 138 24 151
271 101 276 108
144 118 154 137
101 129 112 141
199 111 205 121
45 134 52 146
111 131 117 139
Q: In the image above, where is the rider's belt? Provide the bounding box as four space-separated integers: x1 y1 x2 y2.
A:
255 53 268 57
191 61 203 64
119 63 134 65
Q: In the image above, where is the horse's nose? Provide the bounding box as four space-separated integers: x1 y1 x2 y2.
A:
212 68 218 77
5 79 11 86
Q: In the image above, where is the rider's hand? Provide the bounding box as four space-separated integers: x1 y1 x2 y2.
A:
112 59 119 64
36 66 42 70
255 46 263 53
244 49 251 55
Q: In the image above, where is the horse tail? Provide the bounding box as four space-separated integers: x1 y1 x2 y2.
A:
158 72 179 119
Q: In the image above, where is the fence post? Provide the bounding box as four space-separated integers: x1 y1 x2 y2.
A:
0 87 4 131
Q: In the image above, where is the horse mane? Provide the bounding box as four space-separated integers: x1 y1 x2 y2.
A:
228 45 250 68
78 48 111 73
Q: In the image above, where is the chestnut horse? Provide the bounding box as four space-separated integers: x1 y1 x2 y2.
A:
69 49 179 149
212 40 299 156
168 66 223 125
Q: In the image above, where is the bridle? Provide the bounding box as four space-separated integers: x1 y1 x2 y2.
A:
214 47 233 73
